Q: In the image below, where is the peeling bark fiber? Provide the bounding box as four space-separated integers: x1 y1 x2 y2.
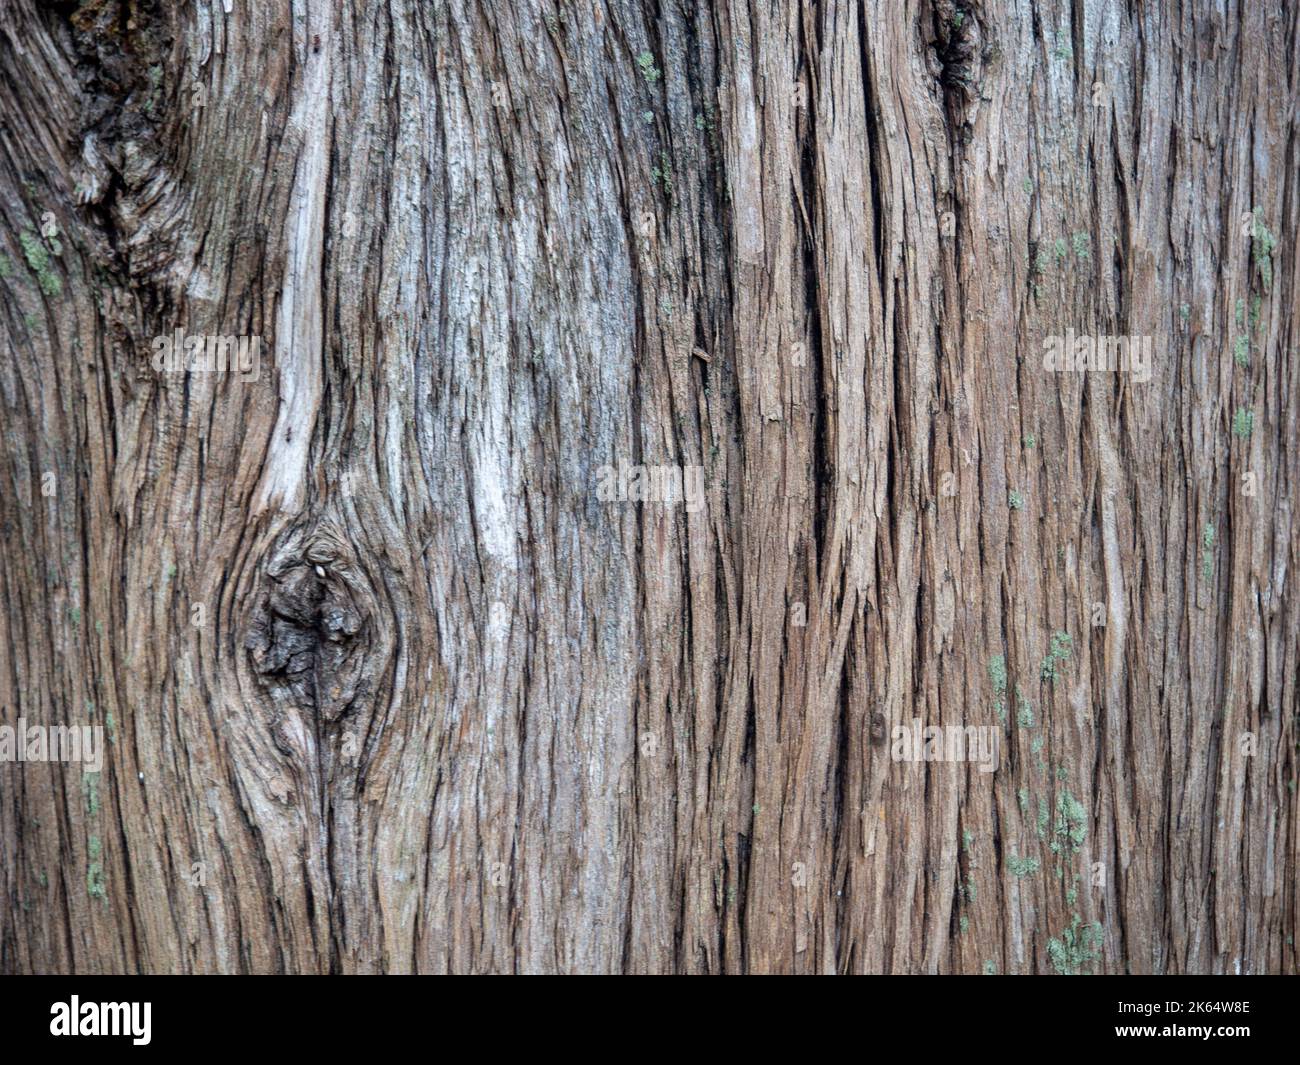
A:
1 0 1298 974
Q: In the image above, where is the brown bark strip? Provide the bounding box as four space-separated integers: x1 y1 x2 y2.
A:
0 0 1296 974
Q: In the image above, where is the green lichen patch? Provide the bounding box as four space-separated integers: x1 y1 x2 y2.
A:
988 655 1007 693
1040 631 1072 683
1007 854 1041 878
87 835 107 902
1016 684 1035 727
650 151 674 202
636 51 661 86
1250 207 1277 290
82 771 101 817
989 654 1008 722
1050 790 1087 854
1047 914 1103 975
19 228 61 296
1233 335 1250 367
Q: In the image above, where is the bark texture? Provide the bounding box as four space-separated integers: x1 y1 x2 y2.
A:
1 0 1298 974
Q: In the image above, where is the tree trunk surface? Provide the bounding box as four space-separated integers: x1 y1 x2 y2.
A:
1 0 1297 974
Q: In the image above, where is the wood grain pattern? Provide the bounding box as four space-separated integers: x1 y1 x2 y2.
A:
0 0 1296 973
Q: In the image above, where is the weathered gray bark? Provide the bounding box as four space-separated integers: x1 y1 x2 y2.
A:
1 0 1297 973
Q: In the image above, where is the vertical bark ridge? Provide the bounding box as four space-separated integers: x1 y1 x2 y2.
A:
1 0 1296 974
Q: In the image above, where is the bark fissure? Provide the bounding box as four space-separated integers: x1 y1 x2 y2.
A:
2 0 1297 974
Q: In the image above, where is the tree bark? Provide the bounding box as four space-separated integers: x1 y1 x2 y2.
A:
1 0 1297 974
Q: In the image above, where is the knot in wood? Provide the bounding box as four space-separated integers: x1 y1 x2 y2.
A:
245 532 370 723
